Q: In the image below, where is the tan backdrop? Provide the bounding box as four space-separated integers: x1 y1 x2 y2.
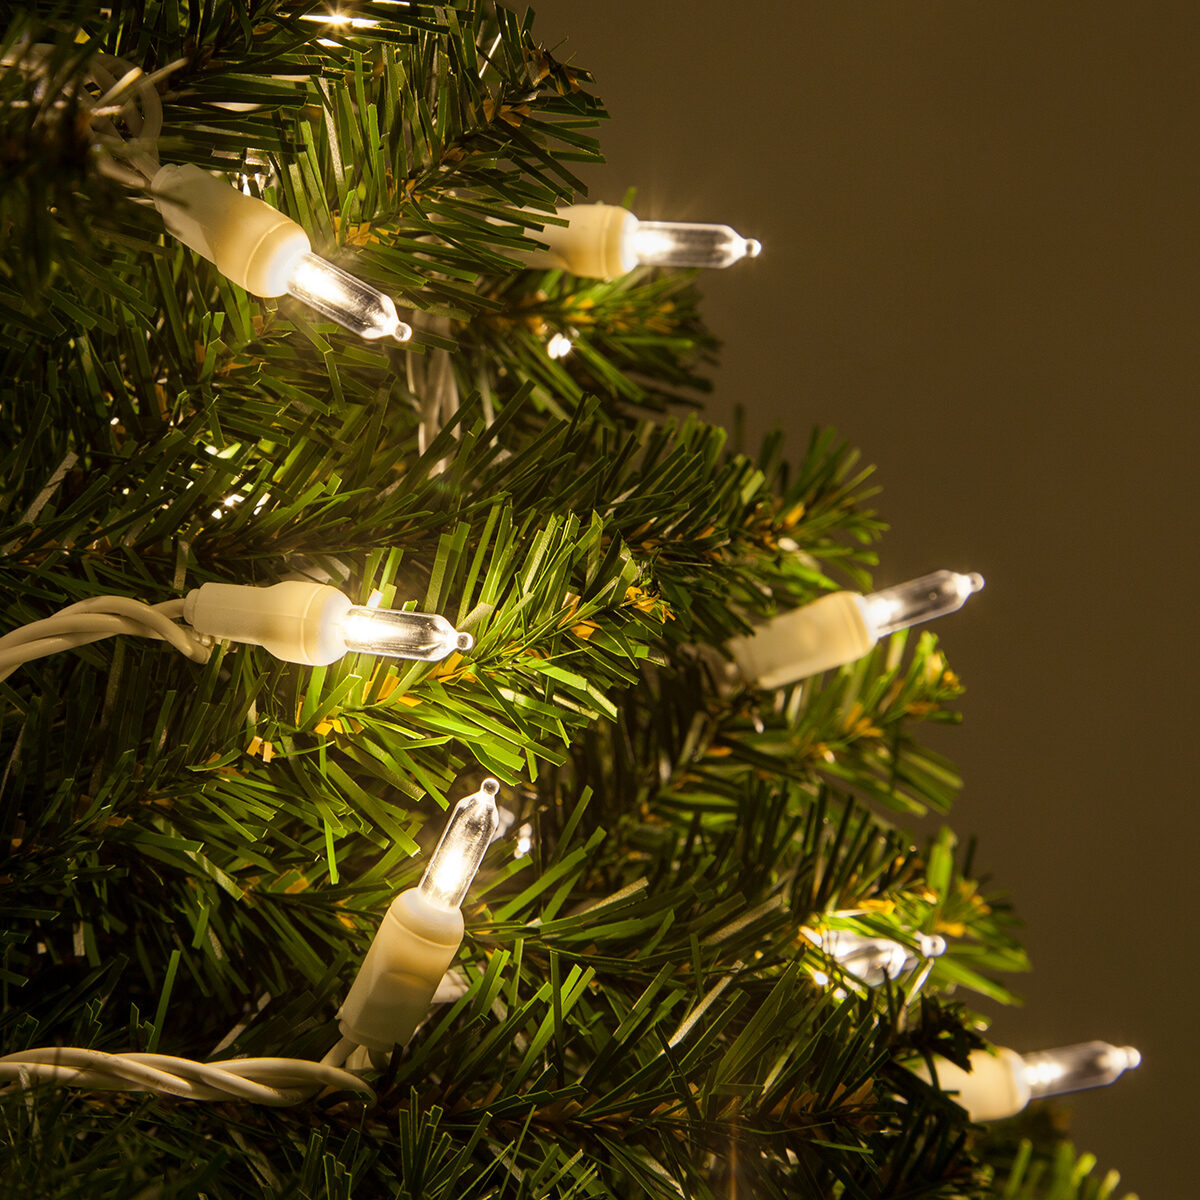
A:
532 2 1200 1193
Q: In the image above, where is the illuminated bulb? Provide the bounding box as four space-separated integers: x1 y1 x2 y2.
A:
631 221 762 270
419 780 501 909
818 929 946 988
522 204 762 281
151 163 410 341
337 779 500 1052
546 332 574 359
514 821 533 859
1019 1042 1141 1100
858 570 985 640
340 605 472 661
183 581 471 666
299 12 381 28
727 568 984 689
909 1040 1140 1122
284 251 410 341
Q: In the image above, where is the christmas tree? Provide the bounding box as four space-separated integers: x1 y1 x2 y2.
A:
0 4 1141 1196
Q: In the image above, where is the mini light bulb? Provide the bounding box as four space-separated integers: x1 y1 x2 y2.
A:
858 570 985 639
151 164 409 341
340 606 472 661
183 581 471 666
1019 1042 1142 1100
420 779 501 909
817 929 946 988
726 567 984 689
629 221 762 270
908 1039 1141 1122
337 778 503 1052
284 251 411 342
521 204 761 280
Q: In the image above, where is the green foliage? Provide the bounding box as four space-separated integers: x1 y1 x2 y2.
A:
0 2 1127 1197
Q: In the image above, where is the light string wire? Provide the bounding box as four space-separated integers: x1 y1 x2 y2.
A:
0 1042 375 1107
1 41 184 186
0 596 211 682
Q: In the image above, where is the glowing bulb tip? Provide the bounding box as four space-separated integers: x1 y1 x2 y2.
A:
480 778 500 797
1120 1046 1142 1069
744 238 762 258
965 571 985 593
455 631 474 652
920 933 947 958
393 321 413 342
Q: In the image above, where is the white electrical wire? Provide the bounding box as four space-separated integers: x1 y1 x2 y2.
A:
1 41 181 186
0 1043 375 1107
0 596 211 682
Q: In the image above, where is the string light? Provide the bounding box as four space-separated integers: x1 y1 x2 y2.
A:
909 1040 1141 1122
631 221 762 270
816 929 946 988
727 569 984 689
152 164 411 341
182 581 471 667
522 203 761 281
337 780 500 1052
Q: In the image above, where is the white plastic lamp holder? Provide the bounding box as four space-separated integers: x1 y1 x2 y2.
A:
337 779 501 1052
909 1040 1141 1122
817 929 946 988
524 204 761 280
151 163 411 341
182 581 472 666
727 569 984 689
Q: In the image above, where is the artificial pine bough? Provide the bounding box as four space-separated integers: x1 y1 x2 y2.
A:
0 4 1138 1198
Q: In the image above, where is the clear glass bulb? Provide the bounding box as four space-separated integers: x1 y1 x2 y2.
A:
630 221 762 269
285 251 412 341
859 569 985 639
818 929 946 987
1019 1041 1142 1100
420 779 501 909
339 606 473 661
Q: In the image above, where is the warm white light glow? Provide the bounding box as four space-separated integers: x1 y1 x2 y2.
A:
420 779 501 909
285 252 412 341
816 928 946 988
338 606 472 661
1018 1041 1142 1100
631 220 762 270
514 821 533 859
546 332 573 360
859 570 985 639
299 11 383 28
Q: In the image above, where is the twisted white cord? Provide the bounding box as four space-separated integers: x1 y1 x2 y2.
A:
1 42 181 185
0 1045 374 1108
0 596 211 682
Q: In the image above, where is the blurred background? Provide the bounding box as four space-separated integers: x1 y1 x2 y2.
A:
533 2 1199 1193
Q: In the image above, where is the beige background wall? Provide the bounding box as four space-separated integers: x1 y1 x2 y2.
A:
532 3 1200 1193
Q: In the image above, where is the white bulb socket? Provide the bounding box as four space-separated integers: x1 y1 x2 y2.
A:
909 1047 1032 1122
152 163 311 297
337 887 465 1052
727 590 873 688
524 204 638 280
